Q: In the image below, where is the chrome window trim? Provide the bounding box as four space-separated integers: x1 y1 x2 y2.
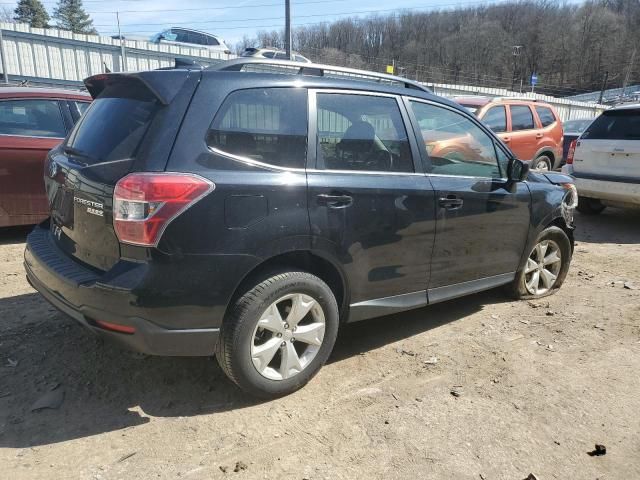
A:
0 133 64 139
208 147 423 177
208 147 306 173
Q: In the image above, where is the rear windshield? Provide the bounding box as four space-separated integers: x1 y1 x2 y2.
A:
582 109 640 140
66 84 158 164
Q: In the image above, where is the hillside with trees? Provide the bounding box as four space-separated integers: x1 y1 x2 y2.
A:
239 0 640 97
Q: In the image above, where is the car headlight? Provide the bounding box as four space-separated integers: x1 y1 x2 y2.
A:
561 183 578 209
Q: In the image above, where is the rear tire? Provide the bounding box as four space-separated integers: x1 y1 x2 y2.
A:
532 155 552 171
216 271 339 398
577 197 606 215
509 226 572 300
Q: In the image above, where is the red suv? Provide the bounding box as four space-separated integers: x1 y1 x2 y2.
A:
0 87 90 227
454 97 564 171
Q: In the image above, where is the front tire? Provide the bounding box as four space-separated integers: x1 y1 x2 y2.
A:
532 155 552 171
509 226 572 299
216 271 339 398
577 197 606 215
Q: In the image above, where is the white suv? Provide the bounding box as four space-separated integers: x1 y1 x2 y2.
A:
562 104 640 214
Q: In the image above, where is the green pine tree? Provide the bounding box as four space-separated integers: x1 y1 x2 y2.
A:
53 0 96 34
13 0 50 28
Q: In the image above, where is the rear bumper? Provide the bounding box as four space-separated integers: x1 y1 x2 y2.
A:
562 165 640 206
24 224 220 356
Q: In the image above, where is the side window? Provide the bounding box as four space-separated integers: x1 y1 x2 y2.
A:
274 52 288 60
206 88 308 169
482 106 507 133
207 36 220 46
75 102 89 115
535 106 556 127
173 29 189 43
510 105 535 131
0 99 66 138
262 51 275 59
409 101 502 178
68 101 89 122
316 93 414 173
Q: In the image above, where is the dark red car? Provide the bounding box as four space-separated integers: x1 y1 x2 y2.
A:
0 87 91 227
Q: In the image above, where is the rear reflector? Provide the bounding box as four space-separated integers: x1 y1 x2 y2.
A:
95 320 136 334
113 172 214 247
566 139 577 165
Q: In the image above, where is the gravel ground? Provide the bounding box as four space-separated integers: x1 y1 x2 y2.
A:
1 209 639 480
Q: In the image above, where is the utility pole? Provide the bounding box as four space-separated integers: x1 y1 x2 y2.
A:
598 70 609 104
284 0 292 60
116 11 127 72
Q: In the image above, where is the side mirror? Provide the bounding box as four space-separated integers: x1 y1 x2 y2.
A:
508 158 529 182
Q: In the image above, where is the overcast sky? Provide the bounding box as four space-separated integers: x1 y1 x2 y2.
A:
27 0 496 47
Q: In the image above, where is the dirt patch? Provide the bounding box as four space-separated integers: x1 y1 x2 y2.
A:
1 211 639 479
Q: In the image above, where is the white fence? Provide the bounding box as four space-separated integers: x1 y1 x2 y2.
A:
0 22 607 120
429 82 606 121
0 22 232 86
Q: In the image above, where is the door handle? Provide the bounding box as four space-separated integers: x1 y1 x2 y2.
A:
317 193 353 208
439 195 464 210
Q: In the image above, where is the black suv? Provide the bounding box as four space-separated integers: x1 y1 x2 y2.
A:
24 59 577 398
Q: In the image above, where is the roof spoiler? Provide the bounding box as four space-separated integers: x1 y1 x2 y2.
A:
84 69 198 105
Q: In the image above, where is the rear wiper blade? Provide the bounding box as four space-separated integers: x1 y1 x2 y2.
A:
63 146 92 165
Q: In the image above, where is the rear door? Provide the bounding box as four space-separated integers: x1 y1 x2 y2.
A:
406 99 531 294
574 108 640 178
507 104 538 161
307 90 436 306
0 98 67 222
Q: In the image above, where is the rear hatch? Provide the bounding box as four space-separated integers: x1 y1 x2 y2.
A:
574 108 640 179
45 70 199 271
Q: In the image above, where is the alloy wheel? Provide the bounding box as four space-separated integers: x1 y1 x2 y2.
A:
524 240 562 295
251 293 326 381
534 160 550 172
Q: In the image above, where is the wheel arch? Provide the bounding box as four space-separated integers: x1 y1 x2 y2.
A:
227 250 349 321
546 215 575 253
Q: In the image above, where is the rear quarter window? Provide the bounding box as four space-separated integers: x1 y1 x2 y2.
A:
535 106 556 127
582 110 640 140
206 88 308 169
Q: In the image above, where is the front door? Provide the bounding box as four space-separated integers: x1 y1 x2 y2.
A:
406 99 531 295
306 90 437 313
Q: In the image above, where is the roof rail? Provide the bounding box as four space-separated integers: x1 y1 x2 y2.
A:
207 58 432 93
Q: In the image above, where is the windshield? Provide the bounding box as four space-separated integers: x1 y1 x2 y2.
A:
564 119 593 133
581 110 640 140
66 85 158 164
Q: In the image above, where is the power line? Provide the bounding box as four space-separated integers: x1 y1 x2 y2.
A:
92 2 509 28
